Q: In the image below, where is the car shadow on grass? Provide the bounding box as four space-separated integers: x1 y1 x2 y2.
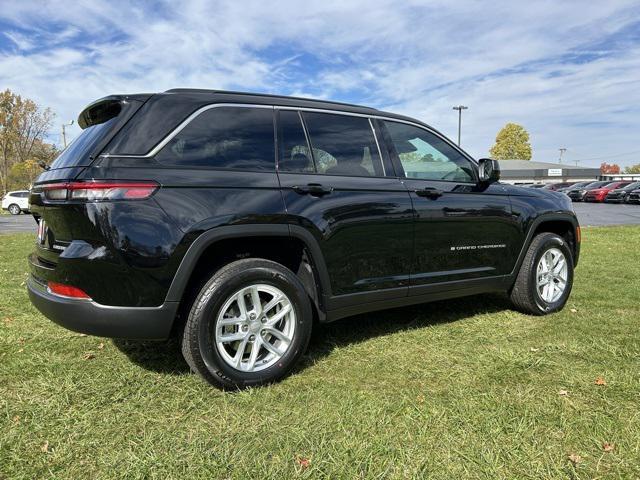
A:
112 293 512 378
298 293 511 370
112 337 192 375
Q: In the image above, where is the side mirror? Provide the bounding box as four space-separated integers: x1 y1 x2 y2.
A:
478 158 500 184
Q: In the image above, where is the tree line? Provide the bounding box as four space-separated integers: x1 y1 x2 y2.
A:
0 89 59 195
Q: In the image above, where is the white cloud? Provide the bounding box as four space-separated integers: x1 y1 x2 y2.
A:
0 0 639 166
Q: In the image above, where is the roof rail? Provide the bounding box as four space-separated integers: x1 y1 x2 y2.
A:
163 88 379 111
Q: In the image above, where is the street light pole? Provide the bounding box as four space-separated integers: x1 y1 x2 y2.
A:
452 105 468 146
558 147 567 164
61 120 74 149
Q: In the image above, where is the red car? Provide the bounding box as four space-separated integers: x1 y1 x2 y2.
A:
584 181 633 202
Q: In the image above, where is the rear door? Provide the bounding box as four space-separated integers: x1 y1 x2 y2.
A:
276 109 413 306
380 119 520 294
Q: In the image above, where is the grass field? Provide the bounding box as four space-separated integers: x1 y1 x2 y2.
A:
1 227 639 479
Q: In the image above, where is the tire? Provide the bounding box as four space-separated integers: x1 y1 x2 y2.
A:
509 233 574 315
8 204 21 215
181 258 313 389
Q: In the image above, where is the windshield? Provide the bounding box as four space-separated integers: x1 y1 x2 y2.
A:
583 181 608 189
604 182 625 189
49 117 118 169
623 182 640 190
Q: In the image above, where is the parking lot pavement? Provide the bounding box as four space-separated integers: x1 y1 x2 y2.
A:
0 213 37 235
1 202 639 235
572 202 640 226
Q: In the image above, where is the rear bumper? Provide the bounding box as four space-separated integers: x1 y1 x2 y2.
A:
27 276 178 339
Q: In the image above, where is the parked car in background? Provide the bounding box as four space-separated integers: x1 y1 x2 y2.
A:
628 188 640 204
566 181 612 202
2 190 30 215
557 181 592 193
527 184 548 189
584 181 632 202
544 182 576 191
605 182 640 203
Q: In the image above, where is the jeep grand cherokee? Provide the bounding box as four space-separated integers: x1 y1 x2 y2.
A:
27 89 580 388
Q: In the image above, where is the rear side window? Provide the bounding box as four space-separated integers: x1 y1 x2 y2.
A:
302 112 383 177
50 117 118 169
155 107 275 170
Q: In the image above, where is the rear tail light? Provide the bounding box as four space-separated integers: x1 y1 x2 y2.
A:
47 281 91 300
42 181 159 201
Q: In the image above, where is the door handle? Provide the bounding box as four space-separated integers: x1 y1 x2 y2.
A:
293 184 333 197
415 187 443 199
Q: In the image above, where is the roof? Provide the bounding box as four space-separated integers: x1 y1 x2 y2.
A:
163 88 385 115
160 88 429 127
164 88 377 111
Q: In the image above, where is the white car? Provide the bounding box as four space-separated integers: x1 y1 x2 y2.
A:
2 190 30 215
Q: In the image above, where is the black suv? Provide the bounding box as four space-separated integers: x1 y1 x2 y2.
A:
605 181 640 203
27 90 580 388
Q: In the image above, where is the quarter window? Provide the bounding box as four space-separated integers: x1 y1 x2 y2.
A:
384 121 474 182
302 112 383 177
155 107 275 170
278 111 314 173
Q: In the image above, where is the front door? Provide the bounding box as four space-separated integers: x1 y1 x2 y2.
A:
380 120 520 293
277 109 414 306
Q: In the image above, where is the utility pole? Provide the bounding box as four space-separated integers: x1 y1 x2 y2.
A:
558 147 567 164
61 120 74 148
452 105 468 146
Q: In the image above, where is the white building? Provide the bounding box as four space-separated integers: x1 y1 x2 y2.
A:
497 160 601 185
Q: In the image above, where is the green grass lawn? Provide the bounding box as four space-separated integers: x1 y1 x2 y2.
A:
1 227 639 479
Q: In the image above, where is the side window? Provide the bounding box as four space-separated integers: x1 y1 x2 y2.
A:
303 112 383 177
384 121 475 182
278 110 314 173
155 107 275 170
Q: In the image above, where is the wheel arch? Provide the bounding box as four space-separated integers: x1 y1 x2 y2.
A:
165 224 331 323
511 214 580 280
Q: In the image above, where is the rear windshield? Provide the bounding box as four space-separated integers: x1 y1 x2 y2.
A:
49 117 118 169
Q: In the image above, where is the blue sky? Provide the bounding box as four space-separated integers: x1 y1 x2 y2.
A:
1 0 639 167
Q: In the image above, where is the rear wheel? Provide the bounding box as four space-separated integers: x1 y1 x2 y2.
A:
181 258 313 389
510 233 574 315
8 204 21 215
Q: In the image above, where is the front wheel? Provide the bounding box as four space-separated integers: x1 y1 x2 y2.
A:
510 233 574 315
181 258 313 389
8 204 21 215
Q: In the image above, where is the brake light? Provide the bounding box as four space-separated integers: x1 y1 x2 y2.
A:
47 281 91 299
42 181 159 201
